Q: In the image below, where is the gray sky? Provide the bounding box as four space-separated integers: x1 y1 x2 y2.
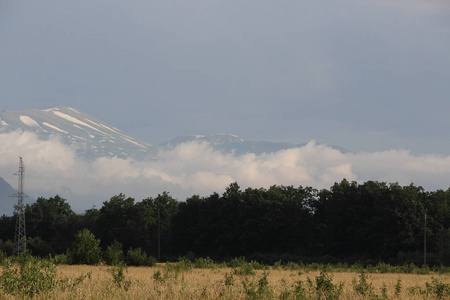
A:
1 0 449 153
2 1 450 210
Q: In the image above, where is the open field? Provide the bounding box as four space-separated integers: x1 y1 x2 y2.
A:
2 262 450 299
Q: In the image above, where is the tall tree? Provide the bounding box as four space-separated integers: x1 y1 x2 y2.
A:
26 195 76 255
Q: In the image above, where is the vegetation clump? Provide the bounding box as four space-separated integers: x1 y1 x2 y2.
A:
0 256 57 297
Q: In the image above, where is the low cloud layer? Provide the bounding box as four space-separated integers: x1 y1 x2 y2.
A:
1 131 450 211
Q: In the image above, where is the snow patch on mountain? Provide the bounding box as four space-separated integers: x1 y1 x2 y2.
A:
52 111 109 135
67 107 81 114
42 122 68 133
20 115 39 127
0 106 156 160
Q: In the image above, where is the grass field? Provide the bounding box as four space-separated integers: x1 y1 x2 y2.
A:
2 261 450 299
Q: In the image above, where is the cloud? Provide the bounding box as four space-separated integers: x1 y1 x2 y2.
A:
2 131 450 211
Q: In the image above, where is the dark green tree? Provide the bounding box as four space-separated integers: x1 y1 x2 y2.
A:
96 194 138 249
69 228 102 265
25 195 76 255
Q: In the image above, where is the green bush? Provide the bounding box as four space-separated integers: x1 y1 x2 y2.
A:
27 237 55 257
105 240 124 266
0 249 5 265
426 277 450 299
153 270 164 282
227 256 247 268
315 271 343 300
174 256 193 271
13 249 34 265
352 272 374 297
0 258 57 297
233 262 256 276
224 272 234 286
193 257 219 269
241 271 273 299
69 228 102 265
109 264 131 290
125 247 156 266
0 240 14 257
49 253 70 265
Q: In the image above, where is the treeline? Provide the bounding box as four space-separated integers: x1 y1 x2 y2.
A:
1 179 450 266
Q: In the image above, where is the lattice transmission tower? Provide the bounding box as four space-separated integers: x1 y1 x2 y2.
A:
11 157 28 255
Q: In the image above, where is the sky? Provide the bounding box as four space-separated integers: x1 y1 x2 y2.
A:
1 0 450 210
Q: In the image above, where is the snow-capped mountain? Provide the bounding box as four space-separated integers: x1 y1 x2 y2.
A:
0 107 156 160
0 106 346 161
160 133 310 155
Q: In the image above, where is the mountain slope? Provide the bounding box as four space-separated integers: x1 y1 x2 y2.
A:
0 107 156 160
0 176 16 216
1 107 347 160
161 133 347 155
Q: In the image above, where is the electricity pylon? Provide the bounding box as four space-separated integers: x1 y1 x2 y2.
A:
11 157 28 255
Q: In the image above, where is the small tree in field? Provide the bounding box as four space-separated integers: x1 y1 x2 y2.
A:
105 240 124 266
69 228 102 265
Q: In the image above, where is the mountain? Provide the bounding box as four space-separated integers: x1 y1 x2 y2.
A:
160 133 348 155
0 106 347 160
160 134 307 155
0 176 17 216
0 107 156 160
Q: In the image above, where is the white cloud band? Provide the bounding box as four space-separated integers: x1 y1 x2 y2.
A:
1 131 449 210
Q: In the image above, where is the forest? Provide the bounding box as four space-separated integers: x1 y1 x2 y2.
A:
1 179 450 266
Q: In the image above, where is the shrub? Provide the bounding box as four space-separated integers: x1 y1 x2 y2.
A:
394 278 402 297
174 256 193 271
193 257 218 269
0 240 14 257
13 249 34 265
109 264 131 290
227 256 247 268
0 249 4 265
49 253 70 265
27 237 55 257
153 270 164 283
0 258 57 297
224 272 234 286
69 228 102 265
352 272 373 297
241 271 273 299
233 262 256 276
315 270 343 300
426 277 450 299
125 247 156 266
105 240 124 266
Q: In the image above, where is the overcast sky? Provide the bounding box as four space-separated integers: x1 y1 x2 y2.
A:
2 0 449 153
1 1 450 209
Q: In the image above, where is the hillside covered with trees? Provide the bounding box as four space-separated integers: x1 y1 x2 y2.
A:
1 180 450 266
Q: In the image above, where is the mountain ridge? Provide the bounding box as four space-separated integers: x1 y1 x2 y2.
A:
0 106 156 160
1 106 347 160
160 133 309 155
0 176 17 216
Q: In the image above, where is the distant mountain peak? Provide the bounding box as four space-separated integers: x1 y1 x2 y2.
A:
161 133 348 155
1 106 347 160
161 133 304 155
0 106 156 160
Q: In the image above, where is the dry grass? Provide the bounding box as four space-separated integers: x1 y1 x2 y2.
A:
1 263 450 299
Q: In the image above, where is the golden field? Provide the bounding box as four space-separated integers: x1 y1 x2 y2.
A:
1 263 450 299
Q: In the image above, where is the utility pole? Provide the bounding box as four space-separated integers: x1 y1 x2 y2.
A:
424 213 427 266
158 206 161 262
11 157 28 255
